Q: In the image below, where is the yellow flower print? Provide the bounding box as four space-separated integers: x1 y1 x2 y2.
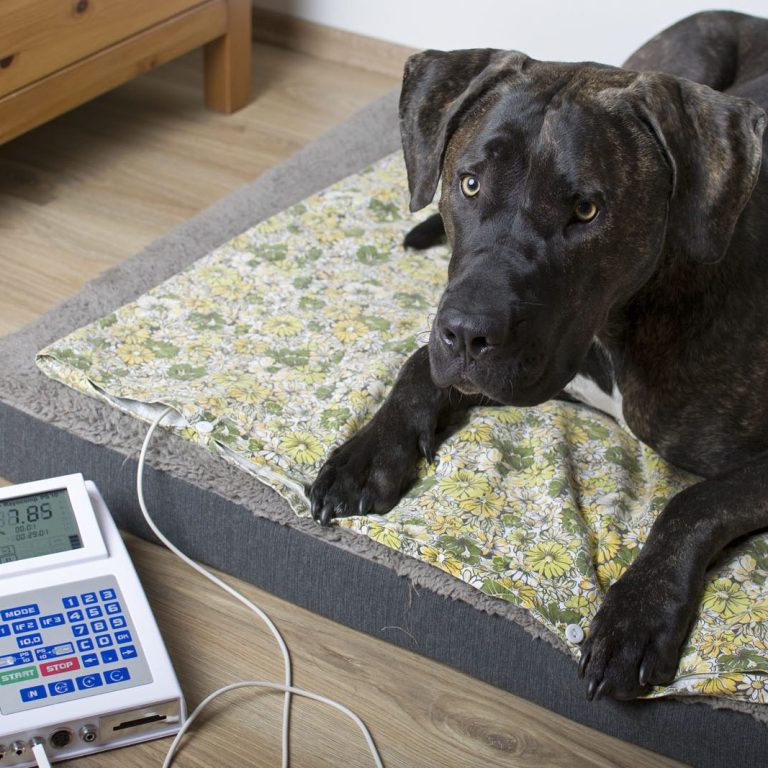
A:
490 408 526 425
226 382 272 405
497 577 539 610
348 388 378 412
458 491 505 518
593 528 621 564
116 342 155 365
230 234 252 249
565 594 593 615
697 630 740 658
564 423 590 445
332 319 368 343
524 541 573 579
199 395 228 411
186 296 218 314
579 474 619 497
113 325 150 344
701 578 751 619
732 600 768 625
596 560 626 592
425 515 456 536
317 228 344 244
367 523 402 550
279 432 324 464
457 422 495 444
419 546 463 578
622 526 650 550
441 470 491 501
233 337 271 356
262 315 303 338
693 675 740 696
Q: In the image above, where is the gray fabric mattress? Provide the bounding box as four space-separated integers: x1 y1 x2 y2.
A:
1 89 766 768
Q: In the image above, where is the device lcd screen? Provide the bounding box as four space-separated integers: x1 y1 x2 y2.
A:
0 488 83 563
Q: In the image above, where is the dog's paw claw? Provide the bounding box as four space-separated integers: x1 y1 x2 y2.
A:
579 572 691 700
309 418 426 526
418 432 435 463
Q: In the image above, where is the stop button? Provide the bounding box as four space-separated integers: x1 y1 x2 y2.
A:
40 657 80 676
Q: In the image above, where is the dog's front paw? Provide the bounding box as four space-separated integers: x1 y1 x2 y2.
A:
309 417 433 526
578 570 695 700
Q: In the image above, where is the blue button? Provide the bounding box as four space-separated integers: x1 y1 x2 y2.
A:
62 596 79 609
86 606 103 619
0 625 9 638
20 685 47 703
119 645 137 660
114 631 132 645
104 602 122 615
81 592 98 605
71 624 89 637
95 635 113 648
17 633 42 648
104 667 130 685
35 643 74 662
11 619 38 634
100 649 118 664
109 616 127 630
82 653 99 668
40 614 65 629
0 651 33 668
77 638 94 652
48 679 75 696
1 604 40 621
75 672 103 691
90 620 107 634
66 610 84 623
99 589 117 601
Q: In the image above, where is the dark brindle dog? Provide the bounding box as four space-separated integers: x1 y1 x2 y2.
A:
310 11 768 701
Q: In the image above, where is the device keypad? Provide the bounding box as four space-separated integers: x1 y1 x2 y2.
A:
0 576 153 714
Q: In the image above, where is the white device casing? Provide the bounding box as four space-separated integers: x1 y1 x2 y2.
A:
0 474 185 765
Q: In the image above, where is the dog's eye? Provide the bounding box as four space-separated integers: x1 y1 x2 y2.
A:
574 200 599 222
460 175 480 198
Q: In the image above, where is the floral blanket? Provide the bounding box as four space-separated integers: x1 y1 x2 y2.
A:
37 152 768 705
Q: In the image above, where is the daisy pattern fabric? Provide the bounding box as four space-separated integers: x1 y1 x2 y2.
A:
37 152 768 705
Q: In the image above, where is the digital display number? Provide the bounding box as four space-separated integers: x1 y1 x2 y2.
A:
0 489 82 563
0 502 54 527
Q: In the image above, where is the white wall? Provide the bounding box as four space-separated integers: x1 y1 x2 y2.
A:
255 1 768 66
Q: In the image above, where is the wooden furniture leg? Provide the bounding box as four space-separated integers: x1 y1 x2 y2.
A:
204 0 252 113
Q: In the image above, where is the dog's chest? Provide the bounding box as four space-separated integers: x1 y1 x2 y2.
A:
564 374 626 425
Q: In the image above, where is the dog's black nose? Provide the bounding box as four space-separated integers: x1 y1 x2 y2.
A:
438 308 504 360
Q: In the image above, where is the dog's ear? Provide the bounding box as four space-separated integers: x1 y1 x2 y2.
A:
630 72 766 264
399 49 528 212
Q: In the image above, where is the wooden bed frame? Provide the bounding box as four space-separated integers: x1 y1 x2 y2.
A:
0 0 251 146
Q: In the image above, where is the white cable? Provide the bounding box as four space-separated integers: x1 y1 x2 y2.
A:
32 742 52 768
138 407 384 768
164 682 383 768
137 407 292 768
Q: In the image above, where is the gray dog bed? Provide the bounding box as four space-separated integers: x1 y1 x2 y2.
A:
1 89 766 767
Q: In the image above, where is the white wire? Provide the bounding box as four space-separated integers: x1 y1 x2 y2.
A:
164 682 383 768
138 407 384 768
32 743 52 768
138 407 292 767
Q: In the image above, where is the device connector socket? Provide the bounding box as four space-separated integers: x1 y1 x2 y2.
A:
49 729 73 749
78 725 98 744
9 741 25 758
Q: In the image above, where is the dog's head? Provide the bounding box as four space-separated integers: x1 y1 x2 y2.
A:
400 49 766 406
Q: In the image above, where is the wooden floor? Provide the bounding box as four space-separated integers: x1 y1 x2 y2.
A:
0 43 686 767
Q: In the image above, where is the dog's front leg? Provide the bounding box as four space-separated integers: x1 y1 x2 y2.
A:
579 451 768 700
310 345 482 526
